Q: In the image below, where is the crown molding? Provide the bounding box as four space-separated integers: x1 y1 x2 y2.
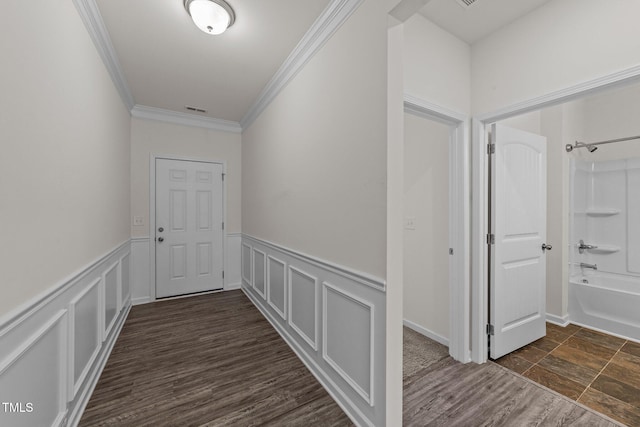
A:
73 0 135 110
131 105 242 133
239 0 364 130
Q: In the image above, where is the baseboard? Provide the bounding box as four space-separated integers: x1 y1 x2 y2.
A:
546 313 570 327
403 319 449 347
0 241 132 427
224 282 242 291
131 296 152 306
240 235 386 427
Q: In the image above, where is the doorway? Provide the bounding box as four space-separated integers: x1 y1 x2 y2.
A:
402 96 470 363
154 158 225 298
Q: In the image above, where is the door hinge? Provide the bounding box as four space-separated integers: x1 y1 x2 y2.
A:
487 143 495 155
222 173 225 181
222 222 225 230
486 233 495 245
487 324 495 336
449 248 454 255
222 270 225 279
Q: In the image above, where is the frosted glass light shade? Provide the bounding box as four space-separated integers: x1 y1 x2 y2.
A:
184 0 235 35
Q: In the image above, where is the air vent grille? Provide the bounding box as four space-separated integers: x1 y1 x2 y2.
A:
185 105 207 113
455 0 479 8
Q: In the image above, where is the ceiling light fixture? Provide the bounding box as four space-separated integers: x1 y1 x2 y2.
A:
184 0 235 35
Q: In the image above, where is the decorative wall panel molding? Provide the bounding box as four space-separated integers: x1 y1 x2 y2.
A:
241 234 385 427
267 255 287 320
288 267 319 351
252 248 267 299
323 281 374 406
0 241 132 427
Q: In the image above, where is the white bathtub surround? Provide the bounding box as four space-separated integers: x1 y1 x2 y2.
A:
241 234 386 427
569 272 640 342
0 241 131 427
569 157 640 341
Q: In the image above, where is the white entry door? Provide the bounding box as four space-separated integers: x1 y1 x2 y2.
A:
490 123 548 359
156 159 224 298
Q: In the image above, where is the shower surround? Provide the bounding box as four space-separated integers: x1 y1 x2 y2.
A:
570 158 640 341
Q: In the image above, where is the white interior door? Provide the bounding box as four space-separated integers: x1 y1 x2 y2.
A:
490 123 548 359
156 159 224 298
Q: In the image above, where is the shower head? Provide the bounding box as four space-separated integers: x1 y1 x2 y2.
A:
587 145 598 152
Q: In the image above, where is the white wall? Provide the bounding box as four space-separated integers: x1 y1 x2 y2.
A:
0 0 131 318
403 113 450 340
242 1 388 279
472 0 640 115
403 15 471 115
579 82 640 161
130 117 242 236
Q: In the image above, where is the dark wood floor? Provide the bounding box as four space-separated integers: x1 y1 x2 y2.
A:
80 291 352 426
495 322 640 426
403 327 621 426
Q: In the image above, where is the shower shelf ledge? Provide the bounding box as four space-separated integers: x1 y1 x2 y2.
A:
585 208 621 217
587 245 620 254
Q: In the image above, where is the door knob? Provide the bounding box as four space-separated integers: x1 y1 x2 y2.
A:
158 237 164 243
542 243 552 252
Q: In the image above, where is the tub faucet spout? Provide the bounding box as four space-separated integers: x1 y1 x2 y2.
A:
580 262 598 270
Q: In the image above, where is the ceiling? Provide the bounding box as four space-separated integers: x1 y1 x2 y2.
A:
419 0 553 44
96 0 331 122
95 0 554 124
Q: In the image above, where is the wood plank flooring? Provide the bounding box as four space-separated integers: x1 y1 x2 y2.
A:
495 323 640 426
83 292 626 426
80 291 352 426
404 327 621 426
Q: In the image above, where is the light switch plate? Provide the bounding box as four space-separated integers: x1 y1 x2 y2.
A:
405 217 416 230
133 216 144 226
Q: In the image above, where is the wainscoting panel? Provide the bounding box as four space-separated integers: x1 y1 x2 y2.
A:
0 311 67 427
103 262 119 340
267 255 287 320
241 235 386 427
0 241 131 427
241 243 253 286
119 252 131 307
253 248 267 299
69 278 101 397
323 282 374 406
288 266 318 351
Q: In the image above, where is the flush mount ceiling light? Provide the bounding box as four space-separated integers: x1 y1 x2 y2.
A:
184 0 235 35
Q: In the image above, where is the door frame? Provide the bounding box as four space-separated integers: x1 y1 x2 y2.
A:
470 65 640 363
404 94 471 363
149 154 228 302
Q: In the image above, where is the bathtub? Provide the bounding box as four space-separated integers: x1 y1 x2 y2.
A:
569 271 640 342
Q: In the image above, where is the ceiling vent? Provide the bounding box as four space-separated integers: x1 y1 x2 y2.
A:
185 105 207 113
454 0 480 8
